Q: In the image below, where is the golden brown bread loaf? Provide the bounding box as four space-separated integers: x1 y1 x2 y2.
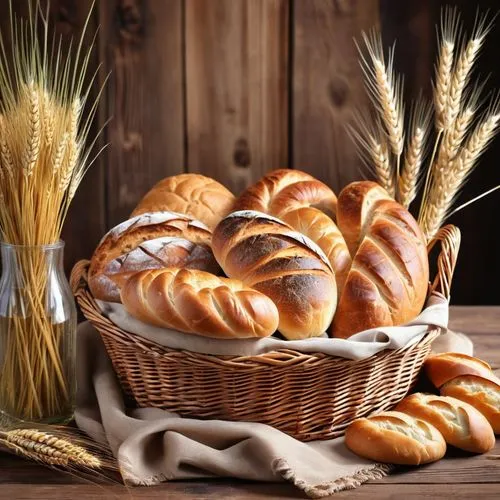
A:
131 173 235 229
332 181 429 339
120 268 279 339
281 207 351 292
88 211 219 302
441 375 500 434
345 411 446 465
396 393 495 453
337 181 393 255
211 211 337 340
233 169 337 219
424 353 498 388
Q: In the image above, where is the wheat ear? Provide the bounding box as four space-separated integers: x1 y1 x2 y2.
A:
22 82 41 177
422 107 500 240
399 97 431 208
0 428 101 468
358 32 404 158
446 13 491 127
347 113 395 196
435 7 461 131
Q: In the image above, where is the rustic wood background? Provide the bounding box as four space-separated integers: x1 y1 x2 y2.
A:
1 0 499 305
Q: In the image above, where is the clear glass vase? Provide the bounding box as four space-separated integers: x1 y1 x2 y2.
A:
0 241 77 424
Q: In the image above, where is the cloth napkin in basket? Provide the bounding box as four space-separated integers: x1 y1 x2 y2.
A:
75 320 472 498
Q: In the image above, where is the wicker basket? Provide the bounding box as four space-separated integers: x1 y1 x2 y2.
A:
71 225 460 441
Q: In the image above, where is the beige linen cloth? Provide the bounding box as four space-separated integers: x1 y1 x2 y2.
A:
76 293 472 498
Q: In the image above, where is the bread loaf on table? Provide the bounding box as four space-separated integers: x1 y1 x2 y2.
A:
131 173 235 230
441 375 500 433
280 207 351 292
233 169 337 219
345 411 446 465
424 352 498 388
211 211 337 340
332 181 429 339
88 211 219 302
396 393 495 453
120 268 279 339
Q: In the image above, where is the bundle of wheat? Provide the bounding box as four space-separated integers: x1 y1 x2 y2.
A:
352 7 499 242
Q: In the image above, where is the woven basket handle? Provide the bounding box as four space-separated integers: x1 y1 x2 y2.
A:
426 224 461 301
70 259 90 297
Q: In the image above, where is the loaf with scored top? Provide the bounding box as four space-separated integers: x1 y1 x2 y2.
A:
88 211 219 302
332 181 429 339
441 375 500 434
396 393 495 453
211 210 337 340
120 268 280 339
345 411 446 465
424 352 498 388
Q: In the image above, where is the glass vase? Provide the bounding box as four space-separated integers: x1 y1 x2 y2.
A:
0 241 77 424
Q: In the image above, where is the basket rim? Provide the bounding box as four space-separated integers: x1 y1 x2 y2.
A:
72 259 441 367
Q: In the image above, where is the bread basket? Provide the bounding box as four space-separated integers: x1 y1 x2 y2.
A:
71 225 460 441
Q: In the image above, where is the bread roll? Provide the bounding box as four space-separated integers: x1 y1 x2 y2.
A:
131 173 235 229
332 182 429 339
89 211 219 302
441 375 500 434
396 393 495 453
345 411 446 465
121 268 279 339
233 169 337 219
211 211 337 339
424 352 498 389
280 207 351 292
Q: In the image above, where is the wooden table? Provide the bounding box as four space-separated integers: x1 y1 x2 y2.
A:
1 306 499 499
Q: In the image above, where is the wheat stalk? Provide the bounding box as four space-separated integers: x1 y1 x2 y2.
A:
0 428 102 468
0 0 106 423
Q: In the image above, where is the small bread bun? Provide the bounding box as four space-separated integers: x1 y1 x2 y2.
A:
396 393 495 453
441 375 500 434
131 173 235 229
345 411 446 465
424 352 498 389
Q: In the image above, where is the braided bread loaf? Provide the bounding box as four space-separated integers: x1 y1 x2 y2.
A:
211 211 337 339
120 268 279 339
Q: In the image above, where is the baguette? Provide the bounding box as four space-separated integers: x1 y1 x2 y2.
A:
396 393 495 453
212 210 337 339
89 211 219 302
131 173 235 230
441 375 500 434
424 353 498 388
120 268 279 339
345 411 446 465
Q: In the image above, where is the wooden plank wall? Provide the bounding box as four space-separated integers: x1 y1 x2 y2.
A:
0 0 499 305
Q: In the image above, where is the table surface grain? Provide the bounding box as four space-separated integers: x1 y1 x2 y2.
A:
1 306 499 500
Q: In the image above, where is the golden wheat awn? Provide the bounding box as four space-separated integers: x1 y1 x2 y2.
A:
0 1 106 421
